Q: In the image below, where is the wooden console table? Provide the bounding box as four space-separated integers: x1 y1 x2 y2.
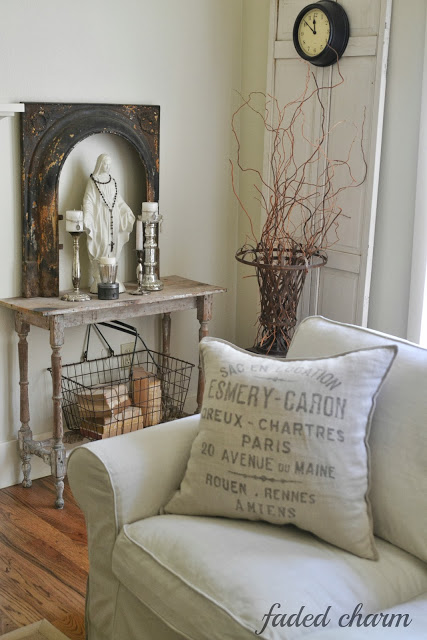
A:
0 275 225 509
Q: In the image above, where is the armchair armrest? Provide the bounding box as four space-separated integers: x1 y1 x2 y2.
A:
67 414 199 639
68 413 199 532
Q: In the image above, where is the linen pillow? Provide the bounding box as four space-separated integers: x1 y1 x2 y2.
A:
164 338 397 559
287 315 427 563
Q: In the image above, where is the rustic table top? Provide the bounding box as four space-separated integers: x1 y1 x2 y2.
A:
0 275 226 320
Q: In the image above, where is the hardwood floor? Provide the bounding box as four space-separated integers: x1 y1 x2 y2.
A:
0 477 87 639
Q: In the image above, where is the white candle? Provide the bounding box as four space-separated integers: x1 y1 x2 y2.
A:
65 210 83 233
142 202 158 213
136 220 143 250
141 202 160 224
99 256 116 266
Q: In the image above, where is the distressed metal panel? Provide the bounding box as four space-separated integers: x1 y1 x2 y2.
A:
21 103 160 298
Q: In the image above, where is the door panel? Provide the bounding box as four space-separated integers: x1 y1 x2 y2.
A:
318 267 359 323
265 0 392 326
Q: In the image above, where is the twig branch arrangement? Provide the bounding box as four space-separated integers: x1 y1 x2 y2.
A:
231 62 367 354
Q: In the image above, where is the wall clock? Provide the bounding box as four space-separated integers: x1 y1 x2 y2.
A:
293 0 350 67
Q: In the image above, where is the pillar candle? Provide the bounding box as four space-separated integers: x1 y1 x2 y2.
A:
65 210 83 233
99 256 116 266
142 202 159 213
136 220 143 250
141 202 159 224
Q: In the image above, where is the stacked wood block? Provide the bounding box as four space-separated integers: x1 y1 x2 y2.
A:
75 381 144 440
132 366 162 426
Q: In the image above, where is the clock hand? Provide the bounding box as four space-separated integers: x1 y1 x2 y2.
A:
304 19 315 34
313 18 317 34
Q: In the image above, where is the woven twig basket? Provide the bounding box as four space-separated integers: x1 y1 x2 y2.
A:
236 248 327 356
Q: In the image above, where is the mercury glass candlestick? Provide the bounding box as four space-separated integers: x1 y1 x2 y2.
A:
61 225 91 302
129 219 149 295
129 249 148 295
140 202 163 291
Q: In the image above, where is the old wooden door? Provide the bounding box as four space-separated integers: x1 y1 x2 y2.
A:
265 0 392 325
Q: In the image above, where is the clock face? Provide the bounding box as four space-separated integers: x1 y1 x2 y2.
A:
297 8 330 58
293 1 349 67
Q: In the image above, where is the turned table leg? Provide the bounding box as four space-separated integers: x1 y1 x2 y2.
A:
15 313 33 488
196 295 213 413
162 312 171 356
50 317 66 509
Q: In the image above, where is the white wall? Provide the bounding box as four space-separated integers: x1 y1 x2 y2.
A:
235 0 271 349
407 13 427 346
0 0 243 487
368 0 427 337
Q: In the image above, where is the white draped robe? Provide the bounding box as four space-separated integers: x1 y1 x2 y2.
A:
83 178 135 293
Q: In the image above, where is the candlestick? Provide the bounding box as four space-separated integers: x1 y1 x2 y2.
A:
140 203 163 291
129 249 150 295
61 227 91 302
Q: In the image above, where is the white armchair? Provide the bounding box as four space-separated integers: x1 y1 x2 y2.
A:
68 317 427 640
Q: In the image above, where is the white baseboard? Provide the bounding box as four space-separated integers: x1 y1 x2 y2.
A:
0 431 53 489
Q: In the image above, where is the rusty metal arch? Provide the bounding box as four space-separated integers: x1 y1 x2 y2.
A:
21 103 160 297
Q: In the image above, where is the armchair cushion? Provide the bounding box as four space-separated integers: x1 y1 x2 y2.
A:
164 338 397 559
112 514 427 640
287 316 427 563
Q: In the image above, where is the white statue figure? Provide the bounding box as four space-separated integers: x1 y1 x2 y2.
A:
83 153 135 293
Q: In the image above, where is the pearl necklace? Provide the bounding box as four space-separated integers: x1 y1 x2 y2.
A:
91 173 117 252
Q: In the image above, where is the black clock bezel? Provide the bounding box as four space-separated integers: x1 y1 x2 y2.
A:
293 0 350 67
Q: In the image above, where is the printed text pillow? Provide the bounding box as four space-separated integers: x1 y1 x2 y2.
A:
164 338 397 559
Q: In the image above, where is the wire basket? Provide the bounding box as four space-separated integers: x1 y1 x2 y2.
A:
56 349 194 440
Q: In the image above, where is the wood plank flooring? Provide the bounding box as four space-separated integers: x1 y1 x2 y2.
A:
0 477 87 639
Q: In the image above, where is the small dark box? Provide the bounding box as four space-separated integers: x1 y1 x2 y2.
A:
98 283 120 300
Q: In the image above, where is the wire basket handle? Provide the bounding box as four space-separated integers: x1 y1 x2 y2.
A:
82 324 115 362
97 320 159 374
